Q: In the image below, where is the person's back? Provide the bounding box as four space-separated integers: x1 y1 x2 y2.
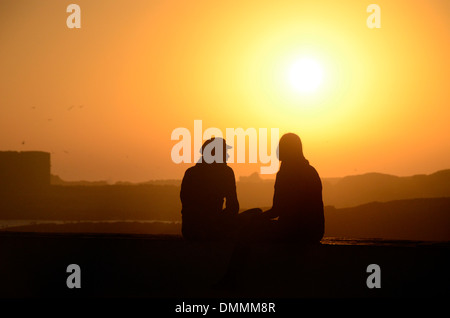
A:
261 133 324 244
273 159 324 242
180 138 239 240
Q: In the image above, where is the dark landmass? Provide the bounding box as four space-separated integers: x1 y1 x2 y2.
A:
325 197 450 241
1 197 449 241
1 168 449 299
48 169 450 209
236 170 450 209
322 169 450 208
0 232 448 298
51 174 182 187
0 184 181 221
50 174 110 186
1 170 449 242
0 221 182 235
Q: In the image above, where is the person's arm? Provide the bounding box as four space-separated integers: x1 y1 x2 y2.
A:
261 208 279 219
180 169 195 209
223 168 239 215
261 172 284 219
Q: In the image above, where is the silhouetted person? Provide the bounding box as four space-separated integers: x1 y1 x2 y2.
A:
214 133 324 290
181 137 252 241
259 132 325 243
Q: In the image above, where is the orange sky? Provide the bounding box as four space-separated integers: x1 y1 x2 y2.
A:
1 0 449 182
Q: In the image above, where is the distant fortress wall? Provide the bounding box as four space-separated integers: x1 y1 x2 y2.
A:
0 151 51 192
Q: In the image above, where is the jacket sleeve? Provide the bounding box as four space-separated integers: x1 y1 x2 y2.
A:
223 168 239 215
267 172 285 218
180 169 194 209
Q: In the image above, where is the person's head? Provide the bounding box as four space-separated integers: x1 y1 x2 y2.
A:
277 133 305 162
201 137 231 164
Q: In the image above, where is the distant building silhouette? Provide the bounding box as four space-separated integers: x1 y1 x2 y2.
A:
0 151 51 192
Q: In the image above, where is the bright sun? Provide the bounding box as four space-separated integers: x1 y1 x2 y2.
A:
288 58 324 93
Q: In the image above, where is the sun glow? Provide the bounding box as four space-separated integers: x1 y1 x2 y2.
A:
288 58 324 93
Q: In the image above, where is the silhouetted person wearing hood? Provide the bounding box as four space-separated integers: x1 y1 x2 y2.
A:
260 133 324 243
213 133 324 290
180 137 259 241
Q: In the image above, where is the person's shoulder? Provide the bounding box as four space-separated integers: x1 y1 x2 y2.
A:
307 163 319 174
208 164 234 182
219 164 235 177
184 165 195 173
222 164 234 172
306 163 321 181
183 165 200 178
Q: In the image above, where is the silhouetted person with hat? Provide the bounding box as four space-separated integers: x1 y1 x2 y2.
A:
180 137 258 241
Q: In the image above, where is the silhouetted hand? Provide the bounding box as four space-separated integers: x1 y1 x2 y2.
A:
262 208 279 220
241 208 262 216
